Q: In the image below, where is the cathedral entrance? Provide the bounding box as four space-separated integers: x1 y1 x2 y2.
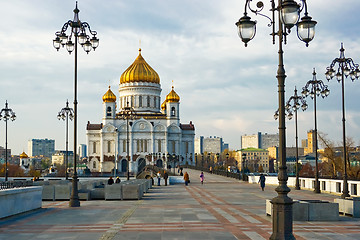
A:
120 159 127 172
138 158 146 172
156 159 163 168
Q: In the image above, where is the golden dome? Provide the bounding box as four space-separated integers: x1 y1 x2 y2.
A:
120 49 160 84
20 152 28 158
161 100 166 110
166 86 180 103
102 86 116 102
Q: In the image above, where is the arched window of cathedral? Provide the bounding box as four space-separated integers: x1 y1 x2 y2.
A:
137 140 140 152
131 96 134 107
140 139 144 152
147 96 150 107
123 140 126 153
93 161 96 169
172 141 175 153
144 140 148 152
185 142 189 154
93 142 96 153
139 96 142 107
107 107 112 117
171 107 176 117
158 139 161 152
107 141 111 153
154 96 157 108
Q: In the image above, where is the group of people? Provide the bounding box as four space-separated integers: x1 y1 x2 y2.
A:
106 171 266 192
107 176 121 185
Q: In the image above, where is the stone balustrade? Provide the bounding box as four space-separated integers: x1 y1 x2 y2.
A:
248 175 360 197
0 186 42 219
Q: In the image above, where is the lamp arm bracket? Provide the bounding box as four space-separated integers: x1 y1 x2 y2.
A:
80 22 98 36
58 20 73 35
245 0 273 27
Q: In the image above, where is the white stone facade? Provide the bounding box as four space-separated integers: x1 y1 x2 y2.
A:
86 50 195 174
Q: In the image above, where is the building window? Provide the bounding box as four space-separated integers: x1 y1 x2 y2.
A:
185 142 189 154
147 96 150 107
93 142 96 153
123 140 126 153
172 141 176 153
158 140 161 152
154 96 157 108
137 140 140 152
107 141 111 153
144 140 148 152
139 96 142 107
93 161 96 169
107 107 112 117
171 107 176 117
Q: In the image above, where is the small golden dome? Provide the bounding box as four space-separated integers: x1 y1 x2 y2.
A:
20 152 28 158
166 86 180 103
103 86 116 103
161 100 166 110
120 49 160 84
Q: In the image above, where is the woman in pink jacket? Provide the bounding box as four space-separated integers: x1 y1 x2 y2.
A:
200 172 205 184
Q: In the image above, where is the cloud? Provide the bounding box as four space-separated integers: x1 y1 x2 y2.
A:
1 0 360 154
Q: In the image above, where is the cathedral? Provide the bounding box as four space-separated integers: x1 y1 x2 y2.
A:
86 49 195 174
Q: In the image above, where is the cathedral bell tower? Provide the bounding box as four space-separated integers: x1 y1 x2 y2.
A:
102 86 116 124
164 86 180 125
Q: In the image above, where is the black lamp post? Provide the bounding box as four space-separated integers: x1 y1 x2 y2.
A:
236 0 316 238
57 100 74 180
276 87 308 190
172 153 176 175
301 69 330 193
201 154 204 168
242 153 246 181
119 103 136 180
53 2 99 207
0 101 16 182
207 152 211 169
325 43 360 199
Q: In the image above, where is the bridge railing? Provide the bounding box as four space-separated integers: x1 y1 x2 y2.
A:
183 164 248 181
0 180 34 190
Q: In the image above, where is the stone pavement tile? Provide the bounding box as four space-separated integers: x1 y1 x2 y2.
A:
161 231 186 240
112 232 139 240
2 168 360 240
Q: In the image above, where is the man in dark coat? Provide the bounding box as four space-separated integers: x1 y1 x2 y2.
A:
164 171 169 186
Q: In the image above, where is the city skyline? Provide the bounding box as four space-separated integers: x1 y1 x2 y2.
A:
0 0 359 155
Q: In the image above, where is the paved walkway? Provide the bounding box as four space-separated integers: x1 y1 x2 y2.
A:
1 169 360 240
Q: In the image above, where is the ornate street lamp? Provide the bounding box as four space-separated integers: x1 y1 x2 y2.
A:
57 100 74 180
276 87 307 190
236 1 316 238
302 69 330 193
118 103 136 180
53 2 99 207
0 101 16 182
325 43 360 199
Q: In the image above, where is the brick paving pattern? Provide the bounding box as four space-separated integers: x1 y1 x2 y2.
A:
1 168 360 239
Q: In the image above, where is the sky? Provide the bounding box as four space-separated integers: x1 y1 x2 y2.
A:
0 0 360 155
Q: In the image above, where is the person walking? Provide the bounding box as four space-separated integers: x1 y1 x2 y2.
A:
164 171 169 186
183 171 189 186
157 171 161 186
108 176 114 185
200 171 205 184
258 173 266 191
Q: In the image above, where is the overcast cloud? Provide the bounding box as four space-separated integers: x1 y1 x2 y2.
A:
0 0 359 154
